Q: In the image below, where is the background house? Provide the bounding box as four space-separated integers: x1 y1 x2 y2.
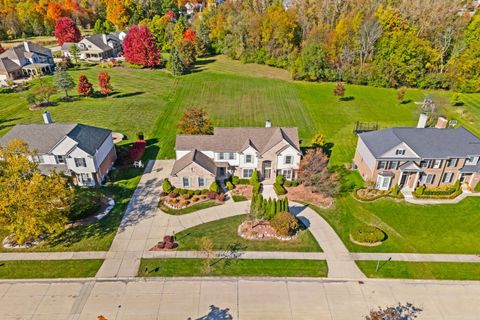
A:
62 32 126 61
0 112 117 186
171 123 302 189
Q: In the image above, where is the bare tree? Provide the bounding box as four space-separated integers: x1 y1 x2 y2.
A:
359 18 382 66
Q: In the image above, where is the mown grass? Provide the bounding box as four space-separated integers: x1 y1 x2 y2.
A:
2 55 479 165
175 215 322 252
0 259 103 279
311 195 480 254
356 260 480 281
139 258 328 277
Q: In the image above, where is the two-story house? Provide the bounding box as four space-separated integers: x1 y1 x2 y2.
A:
61 32 127 61
170 125 302 189
0 112 117 187
0 42 54 85
354 127 480 190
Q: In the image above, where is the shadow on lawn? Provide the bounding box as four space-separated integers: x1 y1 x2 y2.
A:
0 117 21 132
112 91 144 99
190 58 216 74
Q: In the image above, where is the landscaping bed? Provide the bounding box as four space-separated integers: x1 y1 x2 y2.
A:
356 260 480 281
158 200 221 215
349 225 387 246
0 259 103 279
174 215 321 252
352 186 403 202
139 258 328 277
285 184 333 208
230 184 253 200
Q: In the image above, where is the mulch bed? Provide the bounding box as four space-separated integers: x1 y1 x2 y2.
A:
285 185 333 208
231 184 253 199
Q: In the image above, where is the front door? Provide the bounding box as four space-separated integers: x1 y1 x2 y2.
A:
399 173 408 187
262 161 272 180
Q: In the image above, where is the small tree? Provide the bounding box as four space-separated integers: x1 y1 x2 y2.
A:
250 170 259 185
297 148 340 196
178 106 213 134
397 86 407 103
333 82 346 98
122 25 161 67
32 81 57 105
168 46 188 75
98 71 113 96
69 45 80 65
54 17 81 46
178 40 196 68
271 212 299 237
209 181 220 193
0 140 73 244
310 133 326 148
54 66 75 98
77 74 93 96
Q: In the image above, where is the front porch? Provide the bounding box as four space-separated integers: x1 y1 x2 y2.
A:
22 63 53 77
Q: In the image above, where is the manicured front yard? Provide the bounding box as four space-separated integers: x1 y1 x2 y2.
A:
139 258 328 277
311 195 480 254
175 215 322 252
0 259 103 279
356 260 480 281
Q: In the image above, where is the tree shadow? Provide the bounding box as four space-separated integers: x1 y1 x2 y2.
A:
112 91 144 99
340 96 355 101
400 99 412 104
189 59 216 74
0 117 21 131
192 305 233 320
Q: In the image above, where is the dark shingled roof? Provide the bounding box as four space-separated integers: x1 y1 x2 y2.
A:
359 127 480 159
171 149 217 176
0 123 111 156
175 127 301 154
0 57 21 74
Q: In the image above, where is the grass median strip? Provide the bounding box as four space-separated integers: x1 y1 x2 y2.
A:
356 260 480 281
139 258 328 277
0 259 103 279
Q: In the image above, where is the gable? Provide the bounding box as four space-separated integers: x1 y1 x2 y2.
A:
174 161 215 177
380 142 419 159
50 136 77 155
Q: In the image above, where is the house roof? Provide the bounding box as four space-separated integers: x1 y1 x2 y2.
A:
0 123 111 156
175 127 301 154
0 57 21 74
61 42 76 51
0 42 51 60
83 34 114 51
0 45 26 61
171 149 217 176
359 127 480 159
23 41 51 56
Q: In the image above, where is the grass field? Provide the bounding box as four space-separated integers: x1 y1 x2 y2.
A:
311 195 480 254
139 258 328 277
175 215 322 252
0 259 103 279
2 55 479 165
356 260 480 281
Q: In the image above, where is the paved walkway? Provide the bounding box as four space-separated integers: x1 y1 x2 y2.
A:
143 250 326 260
1 277 480 319
352 253 480 263
0 252 107 261
261 184 278 199
402 188 480 204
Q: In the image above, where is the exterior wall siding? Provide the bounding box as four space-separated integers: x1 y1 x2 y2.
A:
170 162 215 189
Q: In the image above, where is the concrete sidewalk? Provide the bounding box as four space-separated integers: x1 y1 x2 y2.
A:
352 252 480 263
402 188 480 205
0 251 107 261
143 250 326 260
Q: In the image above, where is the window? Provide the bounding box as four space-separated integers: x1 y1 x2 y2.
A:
55 155 65 164
198 177 205 188
80 173 91 182
425 174 435 184
447 158 458 167
432 159 442 169
387 161 399 170
35 155 45 164
74 158 86 167
245 154 253 164
228 153 235 160
420 160 427 168
182 177 190 187
442 172 453 183
284 155 293 165
377 161 387 170
395 149 405 155
282 169 293 180
382 177 391 189
466 156 479 166
375 175 391 190
243 169 253 178
218 153 225 160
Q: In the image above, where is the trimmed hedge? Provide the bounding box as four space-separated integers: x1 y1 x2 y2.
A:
414 180 461 198
270 211 299 237
284 180 300 187
232 175 250 185
226 181 235 190
273 182 286 196
350 225 386 244
209 181 221 193
474 181 480 193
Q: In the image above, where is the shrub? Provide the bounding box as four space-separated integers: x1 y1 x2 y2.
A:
129 140 146 161
350 225 386 244
207 191 217 200
181 193 191 200
162 178 173 193
192 196 200 202
475 181 480 193
201 189 209 194
273 182 286 196
226 181 235 190
275 174 285 185
414 185 425 196
390 184 400 197
252 182 261 195
270 212 299 237
168 192 178 198
180 199 190 206
209 181 220 193
232 175 240 185
232 194 248 202
284 180 300 187
216 193 226 202
250 170 259 185
194 190 202 196
170 198 179 204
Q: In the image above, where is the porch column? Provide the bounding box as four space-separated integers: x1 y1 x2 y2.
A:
413 172 420 189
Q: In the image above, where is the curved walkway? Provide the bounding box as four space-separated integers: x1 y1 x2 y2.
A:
402 188 480 204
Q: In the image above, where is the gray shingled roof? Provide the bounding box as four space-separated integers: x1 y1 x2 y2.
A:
0 123 111 156
84 34 113 51
359 127 480 159
171 150 217 176
0 57 21 74
175 127 301 154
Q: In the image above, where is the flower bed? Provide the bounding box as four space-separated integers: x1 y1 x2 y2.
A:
285 185 333 208
231 184 253 200
353 187 403 202
413 181 462 199
349 225 386 247
238 220 299 241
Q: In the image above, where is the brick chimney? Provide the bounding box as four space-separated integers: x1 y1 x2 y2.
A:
42 111 53 124
265 119 272 128
417 113 428 128
435 116 448 129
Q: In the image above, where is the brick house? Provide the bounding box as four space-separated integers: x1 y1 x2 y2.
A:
354 127 480 190
170 125 302 189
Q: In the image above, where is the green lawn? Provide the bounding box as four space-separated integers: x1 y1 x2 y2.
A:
2 55 479 165
311 195 480 254
175 214 321 252
139 258 328 277
0 259 103 279
158 200 221 215
356 260 480 281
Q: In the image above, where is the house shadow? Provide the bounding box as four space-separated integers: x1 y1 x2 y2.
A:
191 305 233 320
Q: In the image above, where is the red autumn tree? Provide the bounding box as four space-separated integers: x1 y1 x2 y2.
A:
54 17 81 46
122 25 161 67
183 29 196 43
0 44 5 54
98 71 113 96
77 74 93 96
